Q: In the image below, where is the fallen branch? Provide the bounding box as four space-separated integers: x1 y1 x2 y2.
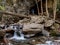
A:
0 29 14 33
0 10 31 19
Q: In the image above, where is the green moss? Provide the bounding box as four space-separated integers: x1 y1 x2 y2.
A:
50 30 57 36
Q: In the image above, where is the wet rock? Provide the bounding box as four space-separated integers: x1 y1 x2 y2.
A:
42 30 50 37
10 40 31 45
24 34 35 38
29 38 43 45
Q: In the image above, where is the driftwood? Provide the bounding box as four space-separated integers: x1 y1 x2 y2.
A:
0 10 31 19
23 29 41 34
0 29 14 33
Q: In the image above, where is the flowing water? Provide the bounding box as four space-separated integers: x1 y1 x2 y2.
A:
9 25 26 41
10 31 26 40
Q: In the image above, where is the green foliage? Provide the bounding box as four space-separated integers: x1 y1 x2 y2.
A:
57 4 60 11
0 0 5 21
0 0 2 2
0 6 5 10
0 0 5 10
57 0 60 10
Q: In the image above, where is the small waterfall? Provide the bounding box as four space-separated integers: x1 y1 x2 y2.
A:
10 24 26 40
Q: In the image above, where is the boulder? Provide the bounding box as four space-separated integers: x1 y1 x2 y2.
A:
44 19 54 27
31 16 45 23
23 23 44 33
23 23 44 29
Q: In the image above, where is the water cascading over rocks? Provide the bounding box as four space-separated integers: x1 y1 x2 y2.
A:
9 24 26 41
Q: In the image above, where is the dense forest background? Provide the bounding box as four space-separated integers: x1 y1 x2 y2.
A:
0 0 60 45
57 0 60 10
0 0 60 24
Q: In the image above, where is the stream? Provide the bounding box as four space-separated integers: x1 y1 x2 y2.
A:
9 24 26 41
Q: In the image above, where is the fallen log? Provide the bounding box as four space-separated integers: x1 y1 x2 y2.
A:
23 29 41 34
0 10 31 19
0 29 14 33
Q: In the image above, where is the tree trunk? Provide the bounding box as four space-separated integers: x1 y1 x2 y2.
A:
46 0 49 18
53 0 57 21
35 0 40 15
41 0 43 16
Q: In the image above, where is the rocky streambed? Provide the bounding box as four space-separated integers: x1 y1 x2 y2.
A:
0 16 60 45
